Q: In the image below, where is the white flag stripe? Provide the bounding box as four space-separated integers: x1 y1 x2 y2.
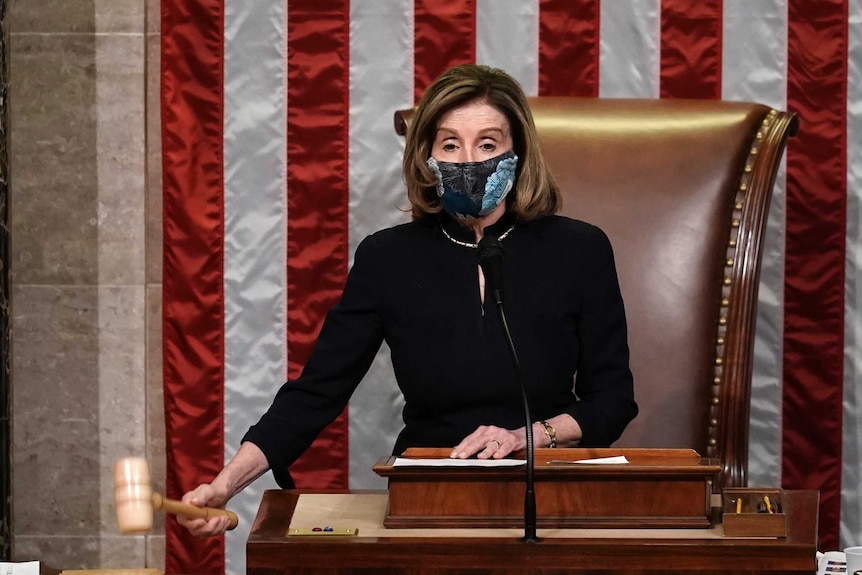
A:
223 1 287 572
722 0 788 490
842 0 862 548
348 0 415 255
476 0 540 97
347 0 413 490
599 0 660 98
721 0 788 109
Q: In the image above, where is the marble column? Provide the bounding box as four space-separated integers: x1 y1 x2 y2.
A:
9 1 160 569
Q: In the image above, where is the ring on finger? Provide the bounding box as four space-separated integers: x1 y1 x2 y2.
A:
488 439 501 450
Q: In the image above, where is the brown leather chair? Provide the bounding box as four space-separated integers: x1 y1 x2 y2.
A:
395 98 797 489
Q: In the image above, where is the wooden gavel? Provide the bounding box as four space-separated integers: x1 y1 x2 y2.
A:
113 456 239 534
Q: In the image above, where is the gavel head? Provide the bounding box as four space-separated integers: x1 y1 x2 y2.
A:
114 456 153 534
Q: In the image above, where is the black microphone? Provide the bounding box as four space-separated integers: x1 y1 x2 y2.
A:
477 235 505 305
477 235 540 543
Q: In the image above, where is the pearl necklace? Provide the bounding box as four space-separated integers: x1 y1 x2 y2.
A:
440 224 516 248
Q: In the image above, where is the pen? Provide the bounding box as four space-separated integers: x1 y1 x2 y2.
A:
736 497 742 514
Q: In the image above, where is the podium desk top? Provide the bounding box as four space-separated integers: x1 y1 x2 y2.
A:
287 492 725 539
247 489 819 575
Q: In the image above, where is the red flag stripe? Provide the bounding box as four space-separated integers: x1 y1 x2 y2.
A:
413 0 477 103
538 0 600 97
160 0 226 572
285 0 352 489
784 0 848 551
660 0 723 99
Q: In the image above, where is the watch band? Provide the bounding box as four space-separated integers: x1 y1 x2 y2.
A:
538 420 556 448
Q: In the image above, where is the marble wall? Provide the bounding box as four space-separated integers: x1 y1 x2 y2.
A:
9 0 165 569
1 0 11 561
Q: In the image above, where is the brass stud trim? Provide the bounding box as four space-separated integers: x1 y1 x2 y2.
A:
709 109 778 460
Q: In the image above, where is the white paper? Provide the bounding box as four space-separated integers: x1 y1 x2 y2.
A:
0 562 40 575
548 455 630 465
393 458 526 467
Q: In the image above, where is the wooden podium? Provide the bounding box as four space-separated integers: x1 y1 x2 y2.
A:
374 447 721 528
246 449 820 575
246 490 819 574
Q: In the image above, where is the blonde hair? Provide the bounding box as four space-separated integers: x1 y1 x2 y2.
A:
403 64 561 221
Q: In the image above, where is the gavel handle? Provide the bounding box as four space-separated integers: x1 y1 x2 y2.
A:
152 492 239 530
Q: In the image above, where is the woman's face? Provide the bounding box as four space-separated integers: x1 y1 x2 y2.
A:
431 99 513 164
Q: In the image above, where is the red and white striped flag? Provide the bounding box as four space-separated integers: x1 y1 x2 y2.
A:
160 1 861 573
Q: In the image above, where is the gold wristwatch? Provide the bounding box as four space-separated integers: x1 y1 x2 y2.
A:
538 420 556 448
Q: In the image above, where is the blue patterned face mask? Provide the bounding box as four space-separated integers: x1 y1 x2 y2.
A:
427 150 518 219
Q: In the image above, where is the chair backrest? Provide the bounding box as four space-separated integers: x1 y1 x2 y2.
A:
395 97 796 488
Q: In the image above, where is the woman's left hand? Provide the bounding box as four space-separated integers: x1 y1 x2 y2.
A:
450 425 524 459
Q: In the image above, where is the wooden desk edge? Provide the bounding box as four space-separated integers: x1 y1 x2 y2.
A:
249 488 818 545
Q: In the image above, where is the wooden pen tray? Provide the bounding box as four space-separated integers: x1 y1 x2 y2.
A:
722 487 786 537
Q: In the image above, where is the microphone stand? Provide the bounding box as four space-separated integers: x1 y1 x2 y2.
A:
478 235 540 543
494 302 541 543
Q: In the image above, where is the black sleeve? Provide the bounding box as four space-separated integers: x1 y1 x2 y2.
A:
242 234 385 487
566 226 638 446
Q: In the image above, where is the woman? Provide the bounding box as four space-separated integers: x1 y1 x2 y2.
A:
179 64 637 537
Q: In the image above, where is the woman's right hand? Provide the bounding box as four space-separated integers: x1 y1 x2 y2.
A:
177 482 233 537
175 442 270 537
